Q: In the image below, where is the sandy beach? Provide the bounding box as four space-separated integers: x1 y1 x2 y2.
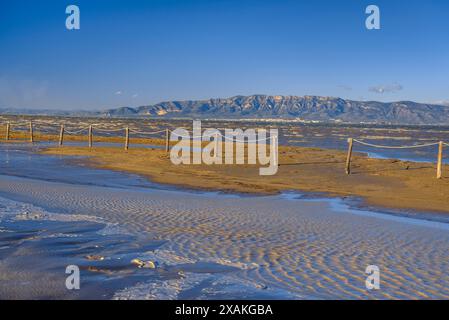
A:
1 174 449 299
2 123 449 299
0 143 449 299
41 141 449 214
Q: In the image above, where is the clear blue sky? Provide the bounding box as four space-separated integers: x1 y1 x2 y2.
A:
1 0 448 110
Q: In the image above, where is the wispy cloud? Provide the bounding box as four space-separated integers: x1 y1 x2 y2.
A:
369 83 403 94
114 90 122 95
132 93 138 98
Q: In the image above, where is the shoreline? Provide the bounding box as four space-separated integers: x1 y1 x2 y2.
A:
34 136 449 215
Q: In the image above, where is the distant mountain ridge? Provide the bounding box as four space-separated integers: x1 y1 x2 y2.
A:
101 95 449 125
2 95 449 125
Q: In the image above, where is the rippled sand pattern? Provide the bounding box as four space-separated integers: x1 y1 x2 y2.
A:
1 177 448 299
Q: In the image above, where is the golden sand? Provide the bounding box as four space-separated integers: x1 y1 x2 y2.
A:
35 136 449 214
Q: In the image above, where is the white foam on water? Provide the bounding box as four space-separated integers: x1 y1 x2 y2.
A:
113 272 302 300
0 196 99 223
0 195 131 239
137 249 196 266
136 249 260 270
113 273 210 300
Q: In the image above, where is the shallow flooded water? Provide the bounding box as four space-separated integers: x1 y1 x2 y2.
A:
0 143 448 299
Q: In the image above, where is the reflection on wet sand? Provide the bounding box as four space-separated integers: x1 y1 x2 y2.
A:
1 175 448 299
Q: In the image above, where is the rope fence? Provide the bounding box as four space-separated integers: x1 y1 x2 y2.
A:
346 138 446 179
128 128 166 135
64 127 90 135
1 120 278 149
1 120 447 179
0 121 201 151
352 139 440 149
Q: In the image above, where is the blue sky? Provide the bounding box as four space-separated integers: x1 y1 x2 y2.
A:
1 0 448 110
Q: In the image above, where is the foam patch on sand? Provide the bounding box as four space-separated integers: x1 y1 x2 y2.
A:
138 249 196 266
0 196 131 237
136 249 259 270
113 272 301 300
1 196 100 222
113 250 269 299
113 273 210 300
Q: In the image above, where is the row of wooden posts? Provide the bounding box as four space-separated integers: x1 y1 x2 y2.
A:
345 137 445 179
3 121 446 178
4 121 171 153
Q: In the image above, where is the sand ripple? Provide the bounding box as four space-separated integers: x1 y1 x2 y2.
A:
1 176 449 299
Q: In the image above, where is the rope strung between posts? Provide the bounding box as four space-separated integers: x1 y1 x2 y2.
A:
128 129 166 135
168 131 204 139
64 127 90 135
28 120 60 126
347 138 446 179
168 130 275 143
91 127 125 133
169 131 220 140
220 132 274 143
0 122 30 127
353 139 440 149
0 121 54 126
30 125 60 131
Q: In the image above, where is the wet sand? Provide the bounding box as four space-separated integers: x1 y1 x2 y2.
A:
1 143 449 299
41 142 449 214
1 175 448 299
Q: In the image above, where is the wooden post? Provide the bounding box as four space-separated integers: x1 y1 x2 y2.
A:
345 138 353 175
59 125 64 146
5 122 10 141
29 121 34 143
437 141 443 179
88 125 93 148
165 128 170 153
125 127 129 150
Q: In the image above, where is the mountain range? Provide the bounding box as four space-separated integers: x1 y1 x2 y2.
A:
2 95 449 125
101 95 449 125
